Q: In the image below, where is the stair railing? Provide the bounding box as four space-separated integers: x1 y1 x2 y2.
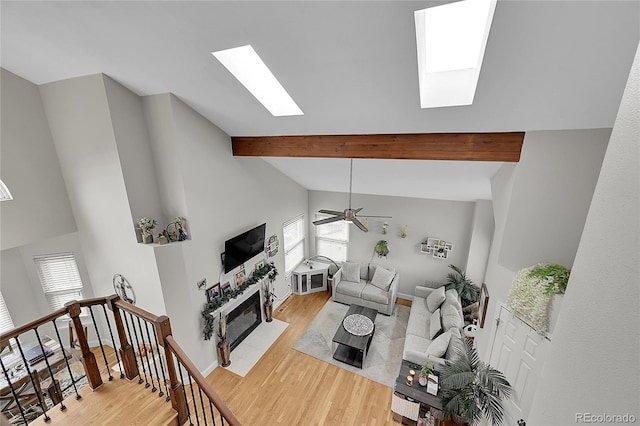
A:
0 295 240 426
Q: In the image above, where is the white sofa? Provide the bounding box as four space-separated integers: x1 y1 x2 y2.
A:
403 283 464 369
332 263 399 316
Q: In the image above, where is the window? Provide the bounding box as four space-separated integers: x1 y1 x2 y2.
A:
0 291 15 334
283 215 305 274
315 214 349 263
34 252 85 312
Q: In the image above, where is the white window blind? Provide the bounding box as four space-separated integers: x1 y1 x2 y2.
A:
315 213 349 262
283 215 305 274
0 292 14 334
34 252 85 312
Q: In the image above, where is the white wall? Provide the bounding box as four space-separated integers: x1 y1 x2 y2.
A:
309 190 476 295
0 69 76 250
475 164 518 360
39 74 167 315
528 43 640 425
499 129 610 271
465 200 494 286
141 94 309 371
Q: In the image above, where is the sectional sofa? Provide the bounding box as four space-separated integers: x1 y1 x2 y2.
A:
403 283 464 369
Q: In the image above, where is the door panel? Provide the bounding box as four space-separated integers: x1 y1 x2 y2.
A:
489 305 550 424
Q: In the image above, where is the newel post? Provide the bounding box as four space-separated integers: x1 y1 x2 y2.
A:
65 301 103 390
155 315 187 425
106 295 138 380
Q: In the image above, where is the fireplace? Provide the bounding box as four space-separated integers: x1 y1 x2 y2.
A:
226 290 262 351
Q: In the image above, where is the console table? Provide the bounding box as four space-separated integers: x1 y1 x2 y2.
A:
291 263 328 295
392 360 449 426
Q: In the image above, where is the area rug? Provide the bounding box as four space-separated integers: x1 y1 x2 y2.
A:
293 300 409 388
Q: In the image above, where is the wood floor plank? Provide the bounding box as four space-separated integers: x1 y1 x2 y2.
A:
23 292 401 425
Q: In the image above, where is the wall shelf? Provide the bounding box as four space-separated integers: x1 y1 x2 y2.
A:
420 237 453 260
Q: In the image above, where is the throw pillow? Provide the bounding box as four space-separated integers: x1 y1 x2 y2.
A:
368 264 396 282
425 330 451 358
370 266 395 291
441 304 463 331
425 286 446 313
341 261 360 282
429 308 442 339
445 328 462 361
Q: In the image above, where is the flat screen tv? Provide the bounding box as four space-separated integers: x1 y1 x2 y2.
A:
224 223 266 273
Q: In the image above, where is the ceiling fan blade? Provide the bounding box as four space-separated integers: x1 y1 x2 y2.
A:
357 214 393 218
353 207 363 213
318 209 344 215
352 218 369 232
313 216 345 225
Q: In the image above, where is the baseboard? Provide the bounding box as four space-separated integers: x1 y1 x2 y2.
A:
202 359 219 377
273 289 292 310
397 291 413 302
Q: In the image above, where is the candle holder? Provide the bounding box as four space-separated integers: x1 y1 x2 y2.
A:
406 375 413 386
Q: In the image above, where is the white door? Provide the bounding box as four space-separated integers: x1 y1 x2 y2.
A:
489 305 550 425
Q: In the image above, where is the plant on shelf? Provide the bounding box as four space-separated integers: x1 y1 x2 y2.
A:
507 263 570 333
418 359 434 386
201 262 278 340
374 240 389 257
446 264 480 308
137 217 158 243
441 338 512 426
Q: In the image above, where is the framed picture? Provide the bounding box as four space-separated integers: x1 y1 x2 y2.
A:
221 281 231 294
255 260 265 271
234 267 246 287
206 283 221 303
479 283 489 328
197 278 207 291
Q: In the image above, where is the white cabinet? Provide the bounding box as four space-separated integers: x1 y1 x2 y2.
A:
291 263 329 295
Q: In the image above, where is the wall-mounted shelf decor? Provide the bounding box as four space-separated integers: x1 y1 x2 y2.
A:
266 234 279 258
420 237 453 260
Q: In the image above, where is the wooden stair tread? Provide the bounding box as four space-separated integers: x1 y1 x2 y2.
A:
29 375 178 426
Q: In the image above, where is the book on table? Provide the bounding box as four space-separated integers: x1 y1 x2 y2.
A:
426 373 438 396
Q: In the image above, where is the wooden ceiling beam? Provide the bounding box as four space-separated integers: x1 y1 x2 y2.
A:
232 132 524 162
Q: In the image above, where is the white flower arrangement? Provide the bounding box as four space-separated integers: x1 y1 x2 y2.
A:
507 265 554 333
137 217 158 234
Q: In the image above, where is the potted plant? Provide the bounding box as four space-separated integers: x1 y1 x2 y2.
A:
374 240 389 257
137 217 157 244
216 313 231 367
441 338 512 426
418 359 434 386
446 264 480 308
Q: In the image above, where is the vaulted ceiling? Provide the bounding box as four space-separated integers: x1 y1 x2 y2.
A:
2 1 638 200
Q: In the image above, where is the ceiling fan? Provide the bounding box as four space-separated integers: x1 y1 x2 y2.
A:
312 159 391 232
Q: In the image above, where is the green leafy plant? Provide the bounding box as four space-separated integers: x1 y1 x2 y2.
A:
529 263 570 296
446 264 480 308
420 359 434 377
137 217 157 234
201 262 278 340
441 338 512 426
374 240 389 257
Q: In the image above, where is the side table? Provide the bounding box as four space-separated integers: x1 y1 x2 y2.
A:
392 360 448 426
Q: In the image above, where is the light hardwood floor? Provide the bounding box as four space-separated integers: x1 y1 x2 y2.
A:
28 292 405 425
206 291 399 425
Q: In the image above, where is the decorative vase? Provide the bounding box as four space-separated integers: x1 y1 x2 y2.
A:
217 338 231 367
142 232 153 244
264 299 273 322
418 374 427 386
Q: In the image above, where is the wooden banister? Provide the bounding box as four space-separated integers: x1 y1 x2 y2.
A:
0 309 67 342
113 299 161 323
65 301 103 390
106 295 138 380
155 316 188 425
165 335 241 426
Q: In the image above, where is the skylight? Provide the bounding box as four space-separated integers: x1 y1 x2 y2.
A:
212 45 303 117
414 0 497 109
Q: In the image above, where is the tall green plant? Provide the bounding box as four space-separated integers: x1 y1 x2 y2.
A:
446 264 480 307
441 338 512 426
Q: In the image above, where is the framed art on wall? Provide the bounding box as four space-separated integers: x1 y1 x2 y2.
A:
479 283 489 328
206 283 221 303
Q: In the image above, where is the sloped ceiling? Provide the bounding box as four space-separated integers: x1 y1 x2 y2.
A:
1 1 638 200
